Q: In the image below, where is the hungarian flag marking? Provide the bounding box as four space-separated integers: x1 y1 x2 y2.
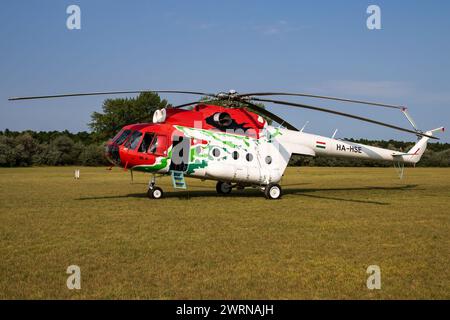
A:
316 141 326 149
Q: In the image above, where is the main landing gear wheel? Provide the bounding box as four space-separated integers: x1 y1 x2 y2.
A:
146 174 164 199
216 181 232 195
147 186 164 199
264 183 282 200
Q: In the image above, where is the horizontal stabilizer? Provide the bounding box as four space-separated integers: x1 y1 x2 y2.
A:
392 152 421 157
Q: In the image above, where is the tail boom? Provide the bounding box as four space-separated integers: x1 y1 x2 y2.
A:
277 127 444 165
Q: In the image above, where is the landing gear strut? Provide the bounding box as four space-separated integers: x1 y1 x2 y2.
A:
147 175 164 199
264 183 282 200
216 181 232 195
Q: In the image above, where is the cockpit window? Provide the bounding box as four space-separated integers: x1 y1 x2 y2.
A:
125 131 143 150
139 133 155 153
114 129 132 145
112 130 124 141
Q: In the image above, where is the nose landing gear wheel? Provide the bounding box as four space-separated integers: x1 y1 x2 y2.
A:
265 183 282 200
147 186 164 199
216 181 232 195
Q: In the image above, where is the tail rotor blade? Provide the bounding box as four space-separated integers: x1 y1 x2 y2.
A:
401 108 420 132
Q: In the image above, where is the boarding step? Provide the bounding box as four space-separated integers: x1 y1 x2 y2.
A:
171 170 187 189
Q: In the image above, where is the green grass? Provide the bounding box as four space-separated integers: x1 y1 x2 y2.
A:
0 166 449 299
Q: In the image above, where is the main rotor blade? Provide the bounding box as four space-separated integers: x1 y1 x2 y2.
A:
250 97 437 139
240 92 403 109
8 90 216 101
172 100 210 109
239 101 299 131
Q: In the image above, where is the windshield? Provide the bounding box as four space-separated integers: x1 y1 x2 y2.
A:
114 129 132 145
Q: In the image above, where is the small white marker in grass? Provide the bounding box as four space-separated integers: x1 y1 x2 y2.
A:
66 265 81 290
367 265 381 290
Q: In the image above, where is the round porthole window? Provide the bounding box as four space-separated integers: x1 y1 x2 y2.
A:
246 153 253 162
265 156 272 164
212 148 221 157
232 151 239 160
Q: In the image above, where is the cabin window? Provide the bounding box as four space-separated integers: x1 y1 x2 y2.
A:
148 136 158 153
144 134 168 155
265 156 272 164
139 133 155 153
232 151 239 160
126 131 143 150
114 129 132 145
246 153 253 162
212 148 221 157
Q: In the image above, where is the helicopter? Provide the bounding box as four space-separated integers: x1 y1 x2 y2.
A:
9 89 444 200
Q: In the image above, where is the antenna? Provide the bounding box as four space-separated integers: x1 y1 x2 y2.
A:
300 121 309 132
276 121 286 129
332 129 338 139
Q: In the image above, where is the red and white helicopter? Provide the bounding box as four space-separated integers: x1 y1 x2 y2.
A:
9 90 444 199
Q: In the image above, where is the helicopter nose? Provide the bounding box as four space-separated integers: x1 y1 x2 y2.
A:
105 142 121 165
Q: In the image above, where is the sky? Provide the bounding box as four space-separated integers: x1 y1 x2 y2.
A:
1 0 449 142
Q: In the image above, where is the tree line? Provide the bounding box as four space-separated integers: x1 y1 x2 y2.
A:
0 130 108 167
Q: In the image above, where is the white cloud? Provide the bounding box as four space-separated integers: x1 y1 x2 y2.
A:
252 20 303 36
263 26 280 35
198 23 215 30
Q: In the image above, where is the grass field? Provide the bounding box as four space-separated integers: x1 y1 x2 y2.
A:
0 166 449 299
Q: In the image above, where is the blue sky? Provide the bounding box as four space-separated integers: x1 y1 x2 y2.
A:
1 0 449 142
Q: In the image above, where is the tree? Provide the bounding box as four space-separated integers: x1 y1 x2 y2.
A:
14 133 39 166
40 136 80 165
89 92 169 141
0 136 17 167
79 144 107 166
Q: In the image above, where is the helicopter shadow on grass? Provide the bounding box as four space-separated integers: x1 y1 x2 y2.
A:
76 184 419 205
282 184 420 205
